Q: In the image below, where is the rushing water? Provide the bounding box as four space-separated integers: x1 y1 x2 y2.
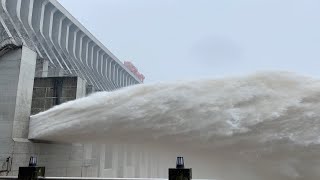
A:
29 72 320 180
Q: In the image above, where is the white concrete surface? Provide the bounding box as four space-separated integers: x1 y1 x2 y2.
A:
12 46 37 139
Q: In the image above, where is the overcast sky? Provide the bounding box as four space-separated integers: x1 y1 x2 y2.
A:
58 0 320 83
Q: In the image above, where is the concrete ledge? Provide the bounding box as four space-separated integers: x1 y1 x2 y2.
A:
12 138 30 143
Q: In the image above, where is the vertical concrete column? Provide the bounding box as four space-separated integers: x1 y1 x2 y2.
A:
58 68 65 76
129 78 133 85
41 59 49 77
12 46 37 140
76 77 86 98
82 144 92 177
99 144 116 177
98 144 105 177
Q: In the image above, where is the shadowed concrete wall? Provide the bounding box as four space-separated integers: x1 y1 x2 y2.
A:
31 77 80 115
0 47 22 173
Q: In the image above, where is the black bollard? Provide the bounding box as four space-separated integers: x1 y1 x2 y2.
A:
169 157 192 180
18 156 45 180
28 157 37 167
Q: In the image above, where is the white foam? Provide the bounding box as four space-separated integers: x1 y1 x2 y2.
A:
29 71 320 180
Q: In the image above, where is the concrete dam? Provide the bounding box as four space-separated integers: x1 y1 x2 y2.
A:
0 0 145 178
1 0 320 180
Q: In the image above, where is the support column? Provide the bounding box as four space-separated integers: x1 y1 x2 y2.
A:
11 46 37 140
41 60 49 77
76 77 86 98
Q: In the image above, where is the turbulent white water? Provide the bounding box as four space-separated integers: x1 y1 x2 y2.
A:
29 72 320 180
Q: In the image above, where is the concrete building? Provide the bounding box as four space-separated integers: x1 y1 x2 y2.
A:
0 0 156 178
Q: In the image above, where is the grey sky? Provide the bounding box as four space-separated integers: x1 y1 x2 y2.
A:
58 0 320 83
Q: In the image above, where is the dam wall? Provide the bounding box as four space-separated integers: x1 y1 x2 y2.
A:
0 0 147 177
0 46 159 178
